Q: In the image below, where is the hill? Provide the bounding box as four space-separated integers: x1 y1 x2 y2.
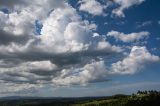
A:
75 91 160 106
0 90 159 106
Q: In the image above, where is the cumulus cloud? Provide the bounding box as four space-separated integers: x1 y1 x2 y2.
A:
79 0 104 16
52 60 109 86
39 5 121 54
0 60 58 84
112 0 145 17
107 30 149 42
84 21 97 31
0 0 124 94
0 0 66 35
111 46 160 74
0 0 159 95
52 46 159 85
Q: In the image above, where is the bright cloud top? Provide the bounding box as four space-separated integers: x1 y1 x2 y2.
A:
79 0 104 16
107 30 149 42
111 46 160 74
112 0 145 17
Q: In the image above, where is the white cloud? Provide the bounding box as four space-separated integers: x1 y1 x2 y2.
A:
0 1 120 55
3 11 36 35
83 20 97 31
87 23 97 31
79 0 104 16
0 0 123 91
111 46 160 74
0 83 40 95
137 21 152 28
112 0 145 17
52 60 108 86
0 0 66 35
39 4 121 53
107 30 149 42
93 33 100 37
0 0 159 94
97 41 122 52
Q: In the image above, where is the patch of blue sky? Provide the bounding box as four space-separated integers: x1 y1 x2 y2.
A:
0 8 9 14
34 20 43 35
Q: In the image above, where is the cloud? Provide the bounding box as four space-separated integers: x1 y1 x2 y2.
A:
51 46 160 85
111 46 160 74
52 60 109 86
0 82 42 96
0 60 58 84
0 0 66 35
112 0 145 17
84 21 97 31
137 21 153 28
0 0 26 8
79 0 104 16
0 0 123 92
0 30 31 45
156 37 160 41
39 4 121 54
107 30 149 42
0 0 159 95
0 0 66 9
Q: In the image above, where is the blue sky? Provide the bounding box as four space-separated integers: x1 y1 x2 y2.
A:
0 0 159 97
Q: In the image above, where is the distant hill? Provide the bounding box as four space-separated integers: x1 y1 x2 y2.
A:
0 91 159 106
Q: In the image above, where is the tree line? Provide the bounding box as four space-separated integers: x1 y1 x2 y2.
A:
137 90 160 95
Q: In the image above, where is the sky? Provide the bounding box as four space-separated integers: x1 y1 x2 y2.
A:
0 0 160 97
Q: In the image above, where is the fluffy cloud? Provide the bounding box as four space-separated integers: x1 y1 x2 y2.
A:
0 0 122 93
52 46 160 85
0 0 66 35
0 60 58 84
39 4 121 54
84 20 97 30
79 0 104 15
112 0 145 17
111 46 160 74
52 60 108 86
0 0 159 95
107 30 149 42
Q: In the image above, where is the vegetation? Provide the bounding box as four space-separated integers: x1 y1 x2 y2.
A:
75 90 160 106
0 90 159 106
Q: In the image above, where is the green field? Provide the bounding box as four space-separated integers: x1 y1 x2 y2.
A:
74 91 160 106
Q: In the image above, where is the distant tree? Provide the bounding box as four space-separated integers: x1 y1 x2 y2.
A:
144 90 148 94
137 90 141 94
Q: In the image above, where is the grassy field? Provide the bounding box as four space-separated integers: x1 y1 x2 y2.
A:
74 92 160 106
